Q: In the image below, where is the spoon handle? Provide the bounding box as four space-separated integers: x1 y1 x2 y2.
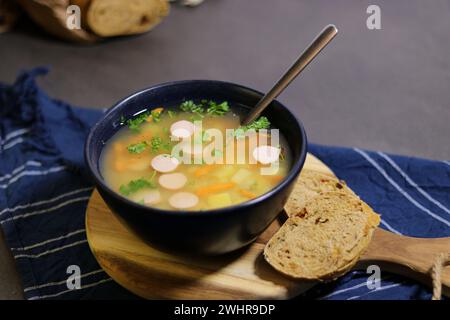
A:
242 24 338 125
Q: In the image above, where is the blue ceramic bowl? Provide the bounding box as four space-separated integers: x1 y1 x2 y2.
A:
85 80 307 255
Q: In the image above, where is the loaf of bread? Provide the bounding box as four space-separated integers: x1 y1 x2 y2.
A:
17 0 98 43
264 191 380 281
15 0 169 42
72 0 169 37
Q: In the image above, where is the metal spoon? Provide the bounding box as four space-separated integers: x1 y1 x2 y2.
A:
241 24 338 126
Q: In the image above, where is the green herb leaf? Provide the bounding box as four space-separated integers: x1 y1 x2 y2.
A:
126 111 150 132
234 116 270 138
127 141 148 154
180 99 230 117
243 116 270 131
151 110 162 123
206 101 229 116
180 100 204 114
119 178 156 196
150 137 171 153
150 136 163 153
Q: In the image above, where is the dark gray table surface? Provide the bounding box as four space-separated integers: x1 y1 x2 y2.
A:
0 0 449 299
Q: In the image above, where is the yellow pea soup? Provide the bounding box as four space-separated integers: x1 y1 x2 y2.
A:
100 100 291 211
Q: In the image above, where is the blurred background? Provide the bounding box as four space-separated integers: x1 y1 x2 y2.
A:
2 0 450 160
0 0 449 299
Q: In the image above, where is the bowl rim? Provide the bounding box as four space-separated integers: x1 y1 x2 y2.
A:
85 79 308 217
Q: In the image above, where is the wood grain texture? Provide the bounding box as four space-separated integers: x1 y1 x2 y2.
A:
86 153 450 299
358 228 450 296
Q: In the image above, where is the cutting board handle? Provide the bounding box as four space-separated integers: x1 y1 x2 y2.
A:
357 228 450 297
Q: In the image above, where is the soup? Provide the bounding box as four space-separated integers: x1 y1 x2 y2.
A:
100 100 292 211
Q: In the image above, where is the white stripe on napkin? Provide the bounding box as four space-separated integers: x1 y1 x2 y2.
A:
2 137 25 150
354 148 450 227
347 282 403 300
0 128 30 145
379 152 450 216
380 219 402 235
24 269 105 293
0 161 42 182
320 280 371 299
0 166 67 189
0 196 90 224
14 240 88 259
11 229 86 251
320 275 392 299
0 187 92 217
27 278 112 300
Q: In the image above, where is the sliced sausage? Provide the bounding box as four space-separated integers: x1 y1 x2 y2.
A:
169 192 199 209
252 145 280 164
170 120 195 139
158 172 187 190
151 154 180 172
143 190 161 205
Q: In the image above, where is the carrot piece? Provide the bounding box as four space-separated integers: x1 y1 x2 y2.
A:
196 182 236 196
193 165 215 177
239 189 257 199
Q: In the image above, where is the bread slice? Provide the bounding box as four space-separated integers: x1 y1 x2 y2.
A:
264 192 380 281
285 169 355 217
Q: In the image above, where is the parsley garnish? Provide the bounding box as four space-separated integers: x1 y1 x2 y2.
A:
119 177 156 196
242 116 270 131
150 137 163 153
180 100 204 113
150 136 171 153
206 101 229 116
151 110 162 123
127 141 148 154
126 111 150 132
124 108 164 132
235 116 271 138
179 100 230 117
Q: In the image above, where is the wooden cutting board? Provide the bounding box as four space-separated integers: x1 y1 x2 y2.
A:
85 153 450 299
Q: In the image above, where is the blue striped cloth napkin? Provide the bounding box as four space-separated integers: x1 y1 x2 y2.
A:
1 68 449 300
